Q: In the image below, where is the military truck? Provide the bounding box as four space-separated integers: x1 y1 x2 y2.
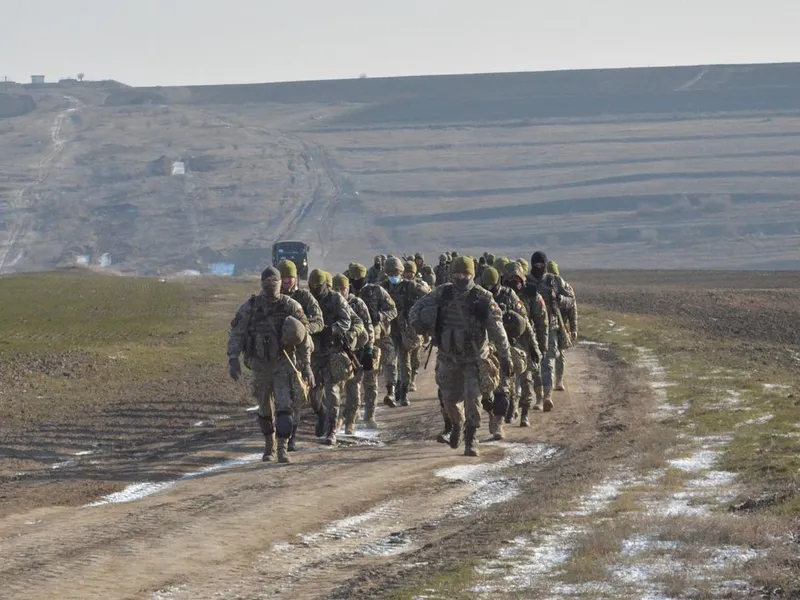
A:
272 240 310 279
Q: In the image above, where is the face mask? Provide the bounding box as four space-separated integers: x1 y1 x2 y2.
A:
530 264 546 278
261 279 281 299
453 277 472 292
388 275 401 285
374 261 381 268
309 284 326 299
351 278 365 292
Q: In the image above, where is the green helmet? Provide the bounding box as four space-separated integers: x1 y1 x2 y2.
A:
332 273 349 291
384 256 404 275
281 315 307 348
450 256 475 276
481 267 500 287
277 259 297 278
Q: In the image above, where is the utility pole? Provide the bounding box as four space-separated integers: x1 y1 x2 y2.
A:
3 76 7 93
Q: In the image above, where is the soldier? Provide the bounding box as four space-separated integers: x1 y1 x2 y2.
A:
434 254 450 286
307 269 353 446
516 257 530 277
486 253 495 267
403 260 431 394
546 260 578 391
347 263 397 427
523 251 574 413
366 255 383 284
333 273 374 435
381 257 428 407
279 259 324 337
227 266 315 463
503 261 548 422
409 257 512 457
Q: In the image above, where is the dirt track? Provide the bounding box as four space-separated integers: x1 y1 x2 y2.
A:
0 346 636 600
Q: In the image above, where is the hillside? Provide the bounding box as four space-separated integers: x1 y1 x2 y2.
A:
1 63 800 275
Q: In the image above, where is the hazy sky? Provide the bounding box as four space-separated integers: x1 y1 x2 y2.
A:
3 0 800 86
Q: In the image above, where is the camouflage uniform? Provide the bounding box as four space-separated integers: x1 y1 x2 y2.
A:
409 257 511 457
547 261 578 391
227 273 312 463
337 276 375 434
381 259 428 407
523 252 574 412
434 254 450 286
308 270 353 446
349 264 398 427
365 256 383 284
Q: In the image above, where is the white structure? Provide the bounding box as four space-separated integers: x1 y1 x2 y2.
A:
171 161 186 176
30 75 45 84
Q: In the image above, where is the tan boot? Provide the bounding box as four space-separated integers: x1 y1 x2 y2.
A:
344 420 356 436
488 414 498 436
493 418 505 441
543 388 554 412
554 377 565 391
277 438 290 463
532 386 544 411
464 426 479 457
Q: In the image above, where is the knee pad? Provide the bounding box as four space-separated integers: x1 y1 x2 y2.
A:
276 412 293 438
492 389 510 417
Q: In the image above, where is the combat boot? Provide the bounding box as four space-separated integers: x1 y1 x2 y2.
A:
383 383 397 408
449 421 463 449
287 425 298 452
326 407 339 446
257 415 276 462
277 438 290 463
437 417 453 443
464 426 479 457
543 388 554 412
554 377 565 392
488 414 498 436
519 405 530 428
364 402 378 429
494 418 505 441
532 386 544 411
344 418 356 436
398 383 411 407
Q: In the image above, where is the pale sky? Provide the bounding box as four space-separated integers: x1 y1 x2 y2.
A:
3 0 800 86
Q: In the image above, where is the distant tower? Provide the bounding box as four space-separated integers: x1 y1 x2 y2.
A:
31 75 45 84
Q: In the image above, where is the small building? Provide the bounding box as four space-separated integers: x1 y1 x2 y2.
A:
30 75 45 84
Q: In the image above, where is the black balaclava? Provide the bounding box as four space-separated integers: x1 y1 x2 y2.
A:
350 277 365 292
530 251 548 279
261 266 282 299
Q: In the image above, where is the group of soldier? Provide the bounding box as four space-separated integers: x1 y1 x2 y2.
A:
226 250 577 463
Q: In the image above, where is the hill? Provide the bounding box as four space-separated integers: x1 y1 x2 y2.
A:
1 63 799 275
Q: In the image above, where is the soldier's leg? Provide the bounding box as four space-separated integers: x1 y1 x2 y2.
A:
555 348 566 391
323 370 342 446
520 367 535 425
542 334 558 411
381 339 398 407
363 346 380 427
463 363 483 457
438 359 464 449
409 346 420 391
252 369 276 462
397 346 413 406
273 366 295 463
343 370 363 434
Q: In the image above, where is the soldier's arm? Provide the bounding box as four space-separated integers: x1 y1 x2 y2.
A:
508 289 528 318
531 294 549 354
523 325 542 364
377 287 398 325
303 293 325 336
408 288 438 331
484 295 511 358
331 294 352 337
226 299 253 357
356 298 374 344
563 280 578 332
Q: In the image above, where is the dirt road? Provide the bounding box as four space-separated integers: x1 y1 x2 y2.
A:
0 346 626 600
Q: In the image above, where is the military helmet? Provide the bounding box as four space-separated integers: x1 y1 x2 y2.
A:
481 266 500 287
547 260 559 275
439 253 447 263
332 273 349 290
277 260 297 278
404 261 417 275
450 256 475 276
384 256 404 275
486 253 495 265
414 252 424 261
281 315 307 348
502 311 527 340
348 263 367 279
323 271 333 286
493 256 510 273
504 261 525 281
516 257 530 275
531 250 548 265
451 250 459 258
261 265 281 280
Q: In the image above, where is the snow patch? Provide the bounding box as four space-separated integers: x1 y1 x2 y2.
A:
300 501 401 544
72 450 94 456
435 442 558 482
742 414 774 426
763 383 790 390
51 460 77 470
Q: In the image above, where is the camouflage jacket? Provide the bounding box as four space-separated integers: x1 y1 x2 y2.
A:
381 278 429 340
288 287 325 336
524 273 573 333
227 292 312 368
355 282 397 340
558 278 578 333
492 285 527 318
365 264 383 284
311 288 352 356
346 293 374 348
409 282 509 363
434 263 450 286
516 283 549 355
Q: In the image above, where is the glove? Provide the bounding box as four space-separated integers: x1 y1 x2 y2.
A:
228 356 241 381
361 345 375 372
498 354 513 378
302 364 315 389
481 395 494 413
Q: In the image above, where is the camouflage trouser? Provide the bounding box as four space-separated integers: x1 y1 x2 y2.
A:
312 356 343 416
537 331 558 390
383 336 412 386
362 345 382 420
343 369 363 425
410 346 421 381
519 365 537 409
437 357 482 429
251 363 295 423
555 349 566 383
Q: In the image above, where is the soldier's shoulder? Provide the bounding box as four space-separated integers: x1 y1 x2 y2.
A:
279 294 305 312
